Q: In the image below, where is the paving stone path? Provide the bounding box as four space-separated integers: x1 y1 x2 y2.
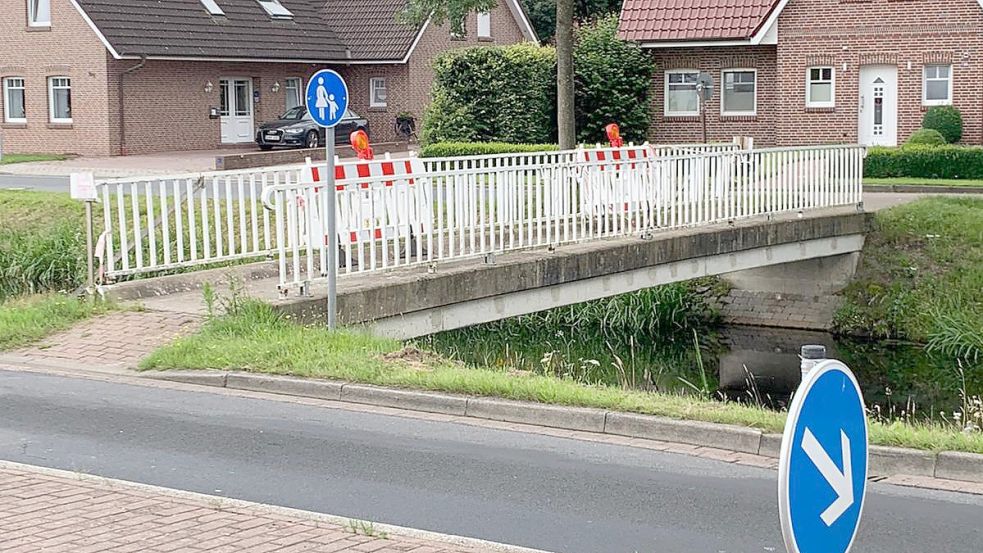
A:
0 462 506 553
11 310 203 369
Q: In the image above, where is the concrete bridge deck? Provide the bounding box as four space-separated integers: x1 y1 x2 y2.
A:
107 206 868 339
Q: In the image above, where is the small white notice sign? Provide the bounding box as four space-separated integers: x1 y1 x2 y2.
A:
70 172 97 201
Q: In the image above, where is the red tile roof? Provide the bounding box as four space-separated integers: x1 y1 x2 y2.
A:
619 0 782 43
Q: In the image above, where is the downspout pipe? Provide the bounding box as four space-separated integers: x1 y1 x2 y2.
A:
118 55 147 156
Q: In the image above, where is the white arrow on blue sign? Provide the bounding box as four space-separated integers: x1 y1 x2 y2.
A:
779 359 869 553
305 69 349 128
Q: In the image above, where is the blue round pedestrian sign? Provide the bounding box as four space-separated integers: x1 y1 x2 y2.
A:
779 360 868 553
305 69 349 128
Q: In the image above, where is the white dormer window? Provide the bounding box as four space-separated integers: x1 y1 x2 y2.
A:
257 0 293 19
200 0 225 16
28 0 51 27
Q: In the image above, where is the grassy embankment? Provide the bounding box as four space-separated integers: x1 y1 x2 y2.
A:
0 190 112 350
835 197 983 362
143 294 983 454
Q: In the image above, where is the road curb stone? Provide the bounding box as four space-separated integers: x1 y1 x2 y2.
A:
143 370 983 484
343 383 468 415
604 412 762 454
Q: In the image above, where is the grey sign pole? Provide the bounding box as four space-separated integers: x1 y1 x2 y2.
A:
325 128 338 329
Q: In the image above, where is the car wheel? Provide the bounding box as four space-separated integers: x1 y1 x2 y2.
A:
259 145 273 151
306 130 319 149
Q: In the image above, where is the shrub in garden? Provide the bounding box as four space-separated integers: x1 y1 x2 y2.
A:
573 14 654 144
421 43 556 145
905 128 946 146
922 105 963 143
420 142 558 158
864 145 983 179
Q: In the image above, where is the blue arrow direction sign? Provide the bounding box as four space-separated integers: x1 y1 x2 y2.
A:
305 69 349 128
779 359 869 553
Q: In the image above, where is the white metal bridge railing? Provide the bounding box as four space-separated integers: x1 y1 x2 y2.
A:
91 141 742 282
260 143 865 293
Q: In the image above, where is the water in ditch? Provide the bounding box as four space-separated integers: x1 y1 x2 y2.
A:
422 324 982 424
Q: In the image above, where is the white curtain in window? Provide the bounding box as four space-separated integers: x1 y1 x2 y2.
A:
667 72 698 114
723 71 755 113
30 0 51 25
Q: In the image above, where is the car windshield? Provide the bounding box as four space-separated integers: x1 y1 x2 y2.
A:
280 106 306 120
344 109 360 120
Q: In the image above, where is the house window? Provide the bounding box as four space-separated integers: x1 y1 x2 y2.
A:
285 77 302 110
450 16 466 39
370 78 387 108
806 67 835 108
923 64 952 106
28 0 50 27
665 70 699 116
477 11 491 38
721 69 756 116
3 78 26 123
48 76 71 123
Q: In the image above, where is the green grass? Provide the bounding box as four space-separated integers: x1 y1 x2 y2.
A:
0 190 88 299
835 197 983 361
0 153 72 165
142 300 983 454
0 293 115 350
864 177 983 187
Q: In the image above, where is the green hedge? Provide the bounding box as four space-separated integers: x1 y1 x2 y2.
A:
864 145 983 179
906 128 946 146
923 106 963 144
419 142 559 158
422 43 557 145
574 15 654 144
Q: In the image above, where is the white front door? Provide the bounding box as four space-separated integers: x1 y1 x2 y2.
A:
858 65 898 146
219 78 254 144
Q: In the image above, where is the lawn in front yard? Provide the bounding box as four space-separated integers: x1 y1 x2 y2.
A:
141 299 983 454
0 153 72 165
864 177 983 187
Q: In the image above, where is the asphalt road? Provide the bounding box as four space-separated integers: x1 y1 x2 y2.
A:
0 173 69 192
0 370 980 553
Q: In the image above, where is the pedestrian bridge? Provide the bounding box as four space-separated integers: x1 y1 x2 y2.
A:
95 143 868 338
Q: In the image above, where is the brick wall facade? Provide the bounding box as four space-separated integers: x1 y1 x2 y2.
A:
0 0 112 156
646 46 778 145
644 0 983 146
1 0 528 156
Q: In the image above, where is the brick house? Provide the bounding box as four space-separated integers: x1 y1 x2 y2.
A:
619 0 983 147
0 0 535 156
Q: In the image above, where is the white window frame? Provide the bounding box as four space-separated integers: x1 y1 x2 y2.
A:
805 66 835 108
477 11 492 38
720 68 757 116
47 76 72 124
200 0 225 16
922 64 953 107
284 77 302 110
3 77 27 124
664 69 700 117
369 77 387 108
256 0 293 20
28 0 51 27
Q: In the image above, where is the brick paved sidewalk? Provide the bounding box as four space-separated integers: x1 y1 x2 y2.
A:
0 461 535 553
9 310 202 369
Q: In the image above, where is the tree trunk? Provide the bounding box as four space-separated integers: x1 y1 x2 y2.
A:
556 0 576 149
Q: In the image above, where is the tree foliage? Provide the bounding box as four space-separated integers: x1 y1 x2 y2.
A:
573 14 654 143
398 0 497 35
520 0 623 42
922 106 964 144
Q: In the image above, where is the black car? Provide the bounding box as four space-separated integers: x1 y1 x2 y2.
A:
255 106 369 150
